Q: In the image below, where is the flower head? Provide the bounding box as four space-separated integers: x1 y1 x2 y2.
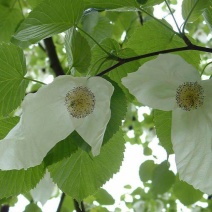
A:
0 76 114 170
122 54 212 194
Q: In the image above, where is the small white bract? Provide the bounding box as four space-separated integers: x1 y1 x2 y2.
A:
122 54 212 194
0 76 114 170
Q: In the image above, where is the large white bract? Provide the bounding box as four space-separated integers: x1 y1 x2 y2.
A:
0 76 114 170
122 54 212 194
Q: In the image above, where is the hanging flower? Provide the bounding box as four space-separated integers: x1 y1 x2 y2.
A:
122 54 212 194
0 76 114 170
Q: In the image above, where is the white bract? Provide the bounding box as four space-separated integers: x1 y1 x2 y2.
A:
122 54 212 194
30 170 55 205
0 76 114 170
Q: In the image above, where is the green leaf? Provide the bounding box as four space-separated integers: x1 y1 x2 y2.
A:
151 161 175 194
61 195 75 212
124 20 175 55
82 11 113 47
11 0 84 48
0 5 23 42
84 0 139 9
0 43 28 116
182 0 210 22
154 110 173 154
93 188 115 205
203 1 212 31
166 34 200 69
139 0 163 7
27 0 43 8
105 11 139 43
0 164 45 198
48 130 125 202
173 178 203 205
0 0 13 7
44 132 80 167
103 78 127 144
139 160 157 182
65 27 91 73
0 117 19 139
24 203 42 212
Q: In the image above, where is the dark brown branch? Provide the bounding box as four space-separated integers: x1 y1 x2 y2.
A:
56 193 66 212
1 205 9 212
97 44 212 76
44 37 64 76
73 199 85 212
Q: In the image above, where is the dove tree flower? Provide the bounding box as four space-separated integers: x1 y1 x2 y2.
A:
0 76 114 170
122 54 212 194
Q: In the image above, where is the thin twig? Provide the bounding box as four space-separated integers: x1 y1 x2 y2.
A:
56 193 66 212
73 199 85 212
97 44 212 76
44 37 64 76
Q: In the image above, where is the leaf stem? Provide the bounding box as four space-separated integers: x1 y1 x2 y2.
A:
201 61 212 77
164 0 181 34
182 0 200 33
24 77 46 85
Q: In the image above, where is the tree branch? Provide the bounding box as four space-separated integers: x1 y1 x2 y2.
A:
56 193 66 212
97 44 212 76
1 205 9 212
44 37 64 76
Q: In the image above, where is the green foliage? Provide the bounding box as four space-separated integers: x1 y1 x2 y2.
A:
173 178 203 205
44 132 79 167
182 0 210 22
27 0 43 8
0 5 23 42
139 160 157 182
0 0 211 210
0 117 19 139
61 195 75 212
203 1 212 31
0 0 13 7
84 0 139 9
65 27 91 73
86 188 115 205
124 20 175 55
11 0 84 48
48 130 125 202
24 203 42 212
0 43 28 116
0 164 45 198
154 110 173 154
103 77 127 144
151 161 175 194
82 11 113 47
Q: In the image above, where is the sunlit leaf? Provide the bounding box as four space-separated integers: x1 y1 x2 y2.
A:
0 43 28 116
139 160 157 182
154 110 173 154
0 5 23 42
0 164 45 198
182 0 210 22
151 161 175 194
0 117 19 139
65 27 91 73
12 0 84 48
48 130 125 202
173 177 203 205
